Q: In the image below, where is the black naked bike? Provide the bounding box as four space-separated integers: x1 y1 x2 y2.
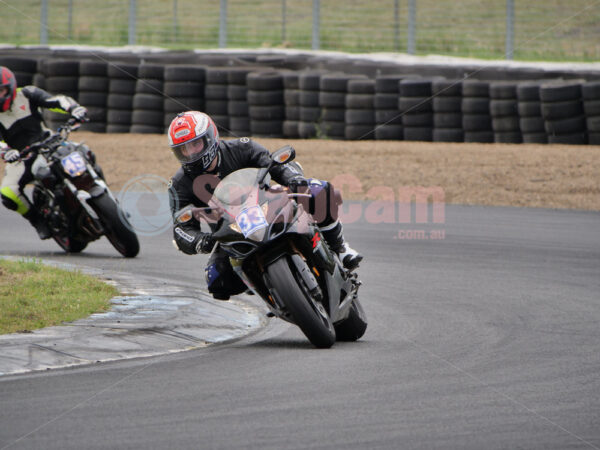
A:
9 118 139 257
176 146 367 348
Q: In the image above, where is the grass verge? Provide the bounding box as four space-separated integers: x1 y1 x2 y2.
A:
0 259 118 335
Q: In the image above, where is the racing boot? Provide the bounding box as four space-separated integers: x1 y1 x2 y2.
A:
24 209 51 240
321 221 363 271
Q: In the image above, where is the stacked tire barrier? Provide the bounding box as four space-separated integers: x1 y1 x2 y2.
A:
319 73 361 140
540 82 587 145
490 82 522 143
432 79 463 142
298 71 324 139
345 78 376 140
0 57 37 86
78 60 109 133
400 78 433 142
163 64 206 131
374 75 404 140
106 62 138 133
247 70 285 138
204 67 230 136
41 59 80 130
462 80 493 143
130 63 165 134
0 48 599 145
227 67 254 137
517 82 547 144
282 72 301 138
583 81 600 145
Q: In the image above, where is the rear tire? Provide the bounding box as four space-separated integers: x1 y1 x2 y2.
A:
267 256 336 348
89 192 140 257
334 299 368 341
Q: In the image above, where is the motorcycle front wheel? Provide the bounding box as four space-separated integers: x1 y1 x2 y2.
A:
89 192 140 258
267 256 336 348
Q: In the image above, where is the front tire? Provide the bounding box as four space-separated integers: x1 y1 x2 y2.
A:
89 192 139 257
267 256 336 348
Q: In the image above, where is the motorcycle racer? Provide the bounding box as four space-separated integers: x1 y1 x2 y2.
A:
167 110 362 300
0 66 88 239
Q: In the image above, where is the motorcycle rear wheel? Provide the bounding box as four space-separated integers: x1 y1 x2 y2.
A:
89 192 140 258
267 256 336 348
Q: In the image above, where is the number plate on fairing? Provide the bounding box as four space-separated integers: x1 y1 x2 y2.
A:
236 205 268 238
61 152 87 177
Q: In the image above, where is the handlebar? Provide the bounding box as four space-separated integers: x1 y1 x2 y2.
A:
21 118 82 157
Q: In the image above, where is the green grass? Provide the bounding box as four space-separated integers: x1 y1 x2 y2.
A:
1 0 599 61
0 258 118 335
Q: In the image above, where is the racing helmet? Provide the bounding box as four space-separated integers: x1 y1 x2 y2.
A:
0 66 17 112
168 111 220 174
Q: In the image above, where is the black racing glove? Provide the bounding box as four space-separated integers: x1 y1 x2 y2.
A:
174 226 216 255
287 175 310 193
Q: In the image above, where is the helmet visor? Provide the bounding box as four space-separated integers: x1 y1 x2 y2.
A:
171 135 218 171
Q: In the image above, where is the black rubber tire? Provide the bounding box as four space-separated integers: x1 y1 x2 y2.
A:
375 109 403 125
492 116 520 132
282 120 300 138
348 79 375 94
44 60 79 77
228 100 249 116
519 116 546 133
544 116 586 134
374 93 399 109
334 299 368 341
489 99 518 117
163 97 204 112
89 192 139 257
267 256 335 348
298 90 320 107
402 112 433 127
587 133 600 145
319 91 346 108
582 82 600 101
516 83 541 101
0 57 38 73
374 124 403 140
319 121 346 138
107 94 134 110
133 94 164 110
464 131 494 143
78 76 109 92
462 97 490 114
345 125 376 140
247 90 284 106
400 79 432 97
298 121 318 138
106 124 132 133
345 109 375 125
320 74 362 92
433 128 464 142
285 106 301 121
135 79 164 95
204 84 229 100
398 97 433 113
586 116 600 132
164 65 206 83
107 63 138 80
247 71 284 90
79 60 108 77
547 133 587 145
434 113 462 129
494 131 522 143
584 100 600 116
432 79 462 96
164 81 205 97
137 64 165 80
109 79 137 95
345 94 374 109
45 76 79 92
321 108 345 122
489 82 518 100
249 105 285 120
522 132 548 144
375 75 405 93
228 85 248 100
283 72 300 89
518 101 542 117
132 110 164 126
432 96 462 112
403 126 433 142
250 119 282 136
540 83 582 103
284 89 300 106
129 124 164 134
204 100 229 115
541 100 584 120
78 92 108 107
462 81 489 97
462 114 492 131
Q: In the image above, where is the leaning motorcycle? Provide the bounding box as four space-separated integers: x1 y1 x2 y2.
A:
176 146 367 348
8 119 139 257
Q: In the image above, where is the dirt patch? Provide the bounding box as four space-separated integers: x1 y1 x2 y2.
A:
3 132 599 211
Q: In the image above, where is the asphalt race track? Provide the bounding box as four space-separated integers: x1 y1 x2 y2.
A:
1 203 599 449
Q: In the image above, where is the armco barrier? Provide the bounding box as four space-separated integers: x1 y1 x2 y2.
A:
1 47 600 145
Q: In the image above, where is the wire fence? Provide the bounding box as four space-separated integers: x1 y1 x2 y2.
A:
1 0 599 61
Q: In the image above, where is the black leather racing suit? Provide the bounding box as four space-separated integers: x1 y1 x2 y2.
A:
168 137 339 300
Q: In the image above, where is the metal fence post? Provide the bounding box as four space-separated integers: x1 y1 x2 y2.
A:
312 0 320 50
128 0 136 46
282 0 286 43
40 0 48 45
407 0 416 54
505 0 514 59
219 0 227 48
